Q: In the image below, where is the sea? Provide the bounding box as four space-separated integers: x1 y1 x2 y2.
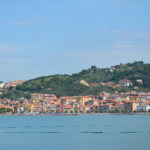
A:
0 115 150 150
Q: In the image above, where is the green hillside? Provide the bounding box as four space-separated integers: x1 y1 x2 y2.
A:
1 61 150 99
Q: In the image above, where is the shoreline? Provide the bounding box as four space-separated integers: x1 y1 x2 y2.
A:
1 112 150 116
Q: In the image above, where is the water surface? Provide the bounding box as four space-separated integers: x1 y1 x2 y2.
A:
0 115 150 150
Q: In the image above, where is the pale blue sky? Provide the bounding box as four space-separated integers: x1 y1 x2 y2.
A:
0 0 150 82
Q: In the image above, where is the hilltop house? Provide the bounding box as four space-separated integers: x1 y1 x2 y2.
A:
119 79 133 87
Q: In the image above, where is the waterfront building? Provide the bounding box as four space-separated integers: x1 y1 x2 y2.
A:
124 101 139 112
117 103 125 112
96 104 111 112
30 104 43 113
79 96 92 106
64 105 73 113
137 105 150 112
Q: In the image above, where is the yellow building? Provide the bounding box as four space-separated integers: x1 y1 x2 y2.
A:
79 96 92 106
30 104 43 113
32 99 41 104
122 96 142 102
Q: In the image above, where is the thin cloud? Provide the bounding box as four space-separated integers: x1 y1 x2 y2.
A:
112 30 150 39
106 1 120 6
9 22 33 27
80 0 97 2
0 45 17 54
0 58 24 65
0 46 11 52
68 48 150 67
112 44 137 49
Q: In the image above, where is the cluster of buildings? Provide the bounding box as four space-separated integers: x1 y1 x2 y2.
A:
81 78 143 90
0 91 150 114
0 80 25 90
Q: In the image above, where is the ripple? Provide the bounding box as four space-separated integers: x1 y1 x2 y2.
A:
80 131 103 134
54 125 64 128
24 126 32 128
147 132 150 133
120 131 137 134
5 131 25 134
40 126 50 128
40 131 61 134
5 131 61 134
7 126 17 129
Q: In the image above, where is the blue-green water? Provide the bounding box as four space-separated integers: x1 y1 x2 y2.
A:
0 115 150 150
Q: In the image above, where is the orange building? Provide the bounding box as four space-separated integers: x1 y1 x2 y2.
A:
124 100 139 112
79 96 92 106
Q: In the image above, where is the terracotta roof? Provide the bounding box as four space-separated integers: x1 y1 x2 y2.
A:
60 96 75 100
79 96 91 98
64 105 72 109
99 100 106 103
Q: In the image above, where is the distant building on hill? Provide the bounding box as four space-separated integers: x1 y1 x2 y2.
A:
5 80 25 88
31 93 57 100
80 80 90 86
136 79 143 84
0 82 5 88
119 79 133 87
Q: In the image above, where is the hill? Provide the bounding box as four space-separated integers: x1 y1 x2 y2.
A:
1 61 150 99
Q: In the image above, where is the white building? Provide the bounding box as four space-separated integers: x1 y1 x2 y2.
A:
137 105 150 112
136 79 143 84
119 79 132 87
0 83 5 88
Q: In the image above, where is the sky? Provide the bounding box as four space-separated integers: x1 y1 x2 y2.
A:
0 0 150 82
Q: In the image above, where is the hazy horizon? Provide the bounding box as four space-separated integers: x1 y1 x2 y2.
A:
2 60 148 83
0 0 150 82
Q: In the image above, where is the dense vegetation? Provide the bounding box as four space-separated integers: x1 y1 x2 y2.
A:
0 108 13 113
1 61 150 100
1 90 31 100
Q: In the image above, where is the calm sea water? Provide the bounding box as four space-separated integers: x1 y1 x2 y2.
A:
0 115 150 150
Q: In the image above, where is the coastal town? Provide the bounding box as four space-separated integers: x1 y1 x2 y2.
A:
0 80 150 115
